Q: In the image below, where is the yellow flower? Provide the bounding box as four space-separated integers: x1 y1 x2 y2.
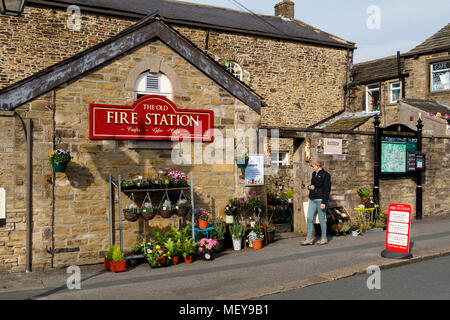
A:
156 245 160 249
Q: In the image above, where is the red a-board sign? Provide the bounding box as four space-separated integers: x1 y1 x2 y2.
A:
89 95 214 142
385 203 412 254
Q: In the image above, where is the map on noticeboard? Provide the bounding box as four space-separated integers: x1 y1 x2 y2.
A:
381 142 406 173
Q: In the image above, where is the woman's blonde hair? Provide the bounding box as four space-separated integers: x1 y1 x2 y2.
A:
309 157 323 168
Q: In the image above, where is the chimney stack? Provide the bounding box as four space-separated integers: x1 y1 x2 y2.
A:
274 0 295 19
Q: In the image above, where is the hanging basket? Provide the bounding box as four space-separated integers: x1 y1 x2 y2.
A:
142 210 156 221
52 162 68 173
124 210 140 222
158 209 175 218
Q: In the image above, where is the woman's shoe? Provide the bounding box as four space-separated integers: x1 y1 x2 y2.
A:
301 238 314 246
317 238 328 245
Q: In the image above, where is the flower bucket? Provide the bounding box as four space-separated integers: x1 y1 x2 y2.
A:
232 237 242 251
52 162 68 173
266 231 275 243
184 255 193 264
198 219 208 229
172 256 180 265
252 239 263 250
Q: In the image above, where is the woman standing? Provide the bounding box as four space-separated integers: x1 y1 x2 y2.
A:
302 158 331 246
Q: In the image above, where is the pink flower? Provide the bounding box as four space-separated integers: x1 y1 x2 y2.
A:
205 253 210 260
199 247 203 252
445 114 449 119
429 112 434 117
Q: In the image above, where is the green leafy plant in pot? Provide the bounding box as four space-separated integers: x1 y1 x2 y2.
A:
182 238 198 264
212 221 226 252
49 149 73 173
229 224 247 251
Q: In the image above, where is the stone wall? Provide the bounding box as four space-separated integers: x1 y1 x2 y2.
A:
1 5 351 130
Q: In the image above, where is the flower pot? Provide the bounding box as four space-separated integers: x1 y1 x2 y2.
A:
172 256 180 265
252 239 263 250
109 260 126 273
215 239 225 252
184 255 193 264
232 237 242 251
236 158 249 169
142 210 156 221
177 207 190 217
52 162 68 173
124 210 140 222
266 231 275 243
225 215 234 224
104 257 111 270
198 219 208 229
203 252 215 261
158 209 175 219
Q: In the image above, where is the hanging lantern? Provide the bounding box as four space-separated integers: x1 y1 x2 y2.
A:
0 0 27 16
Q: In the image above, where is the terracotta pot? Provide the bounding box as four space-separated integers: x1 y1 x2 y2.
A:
172 256 180 265
252 239 263 250
198 219 208 229
184 255 193 264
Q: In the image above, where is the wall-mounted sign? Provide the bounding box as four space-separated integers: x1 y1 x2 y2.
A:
245 154 264 186
318 138 349 155
89 95 214 142
385 203 412 254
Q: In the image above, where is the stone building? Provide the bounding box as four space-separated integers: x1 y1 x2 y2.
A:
0 1 447 274
0 0 357 273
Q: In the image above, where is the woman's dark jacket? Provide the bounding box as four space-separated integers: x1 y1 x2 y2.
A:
308 169 331 205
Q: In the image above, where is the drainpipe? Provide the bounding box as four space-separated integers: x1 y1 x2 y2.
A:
26 118 33 272
397 51 405 98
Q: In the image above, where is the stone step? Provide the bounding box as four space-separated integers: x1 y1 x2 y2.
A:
275 223 292 233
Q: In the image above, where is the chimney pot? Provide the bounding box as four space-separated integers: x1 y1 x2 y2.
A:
274 0 295 19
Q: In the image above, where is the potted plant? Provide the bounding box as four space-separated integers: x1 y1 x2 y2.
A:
262 222 276 243
158 200 175 218
123 204 140 222
182 238 198 264
49 149 73 173
141 202 156 220
247 225 264 250
212 221 225 252
175 199 190 217
229 224 247 251
196 208 210 229
135 176 149 189
356 187 373 206
164 168 189 187
198 238 218 261
236 154 249 169
164 238 182 265
224 203 236 224
105 245 126 273
144 240 171 268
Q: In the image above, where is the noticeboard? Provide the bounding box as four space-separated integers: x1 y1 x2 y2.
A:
245 154 264 186
385 203 412 254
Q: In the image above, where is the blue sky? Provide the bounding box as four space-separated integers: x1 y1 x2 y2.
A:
177 0 450 63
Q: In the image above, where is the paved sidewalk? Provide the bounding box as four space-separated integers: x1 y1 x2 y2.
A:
0 215 449 300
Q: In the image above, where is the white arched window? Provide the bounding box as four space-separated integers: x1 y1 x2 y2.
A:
134 72 173 100
226 61 243 81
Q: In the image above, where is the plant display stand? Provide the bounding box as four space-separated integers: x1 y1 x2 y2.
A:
108 173 196 255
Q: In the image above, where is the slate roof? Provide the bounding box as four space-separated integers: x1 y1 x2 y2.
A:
0 17 264 112
315 112 375 131
28 0 355 49
351 55 402 85
405 23 450 56
401 98 450 117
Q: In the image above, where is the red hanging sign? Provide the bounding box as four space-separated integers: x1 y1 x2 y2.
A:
385 203 412 254
89 95 214 142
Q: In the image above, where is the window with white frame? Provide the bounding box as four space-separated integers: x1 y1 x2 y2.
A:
271 151 289 166
225 61 243 81
134 72 173 100
365 83 380 112
431 61 450 92
389 81 401 103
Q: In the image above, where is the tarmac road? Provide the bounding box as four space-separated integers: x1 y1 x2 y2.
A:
258 254 450 300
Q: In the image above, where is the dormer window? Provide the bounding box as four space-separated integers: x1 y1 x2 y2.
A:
134 72 173 100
